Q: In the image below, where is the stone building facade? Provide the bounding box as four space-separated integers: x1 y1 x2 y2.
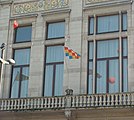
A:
0 0 134 120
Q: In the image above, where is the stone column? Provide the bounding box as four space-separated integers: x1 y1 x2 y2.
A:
64 0 83 95
28 14 45 97
128 1 134 92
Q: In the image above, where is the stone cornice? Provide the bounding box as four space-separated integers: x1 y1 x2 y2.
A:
84 0 131 9
10 13 38 20
0 0 13 5
41 8 71 16
13 0 69 15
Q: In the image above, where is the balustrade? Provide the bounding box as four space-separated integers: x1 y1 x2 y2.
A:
0 92 133 111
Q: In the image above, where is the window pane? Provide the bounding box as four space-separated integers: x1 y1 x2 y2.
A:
89 42 94 60
97 39 119 58
97 15 119 33
20 67 29 98
15 26 32 42
14 49 31 65
11 68 20 98
122 37 128 92
88 41 94 94
89 17 94 35
123 38 128 56
123 59 128 92
122 13 127 31
96 40 119 94
97 61 106 93
44 45 64 96
44 65 53 96
47 22 65 39
11 48 30 98
88 62 93 94
54 64 64 96
46 46 64 63
109 59 119 93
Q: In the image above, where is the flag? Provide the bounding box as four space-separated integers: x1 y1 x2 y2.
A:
108 77 115 84
89 69 102 78
64 46 80 59
13 20 18 29
15 71 29 81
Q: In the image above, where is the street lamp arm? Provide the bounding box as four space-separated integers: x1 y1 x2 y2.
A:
0 58 9 65
6 59 15 65
0 58 15 65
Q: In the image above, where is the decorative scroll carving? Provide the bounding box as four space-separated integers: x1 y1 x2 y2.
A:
13 0 69 15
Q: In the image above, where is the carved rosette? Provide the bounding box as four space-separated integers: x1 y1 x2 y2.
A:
13 0 69 15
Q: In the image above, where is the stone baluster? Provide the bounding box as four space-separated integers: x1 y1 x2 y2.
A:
115 94 118 106
99 95 102 106
44 98 47 108
111 94 114 106
87 96 90 107
54 97 58 108
123 94 126 105
11 100 14 109
51 97 54 108
119 94 122 105
59 97 61 108
127 93 130 105
91 95 94 106
0 100 4 110
103 95 106 106
83 96 87 107
95 95 98 106
62 97 65 108
4 100 7 110
107 94 110 106
79 96 83 107
48 97 51 108
40 98 44 109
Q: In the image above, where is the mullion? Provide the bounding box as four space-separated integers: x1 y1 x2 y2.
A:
106 60 109 93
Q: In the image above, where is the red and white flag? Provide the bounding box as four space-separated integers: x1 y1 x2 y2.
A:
13 20 18 29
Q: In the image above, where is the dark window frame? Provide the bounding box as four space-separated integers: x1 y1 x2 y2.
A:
121 12 127 32
46 21 65 40
43 44 64 96
14 25 32 43
96 39 120 93
96 14 119 34
87 41 94 94
87 38 128 94
10 47 30 98
122 37 128 92
88 17 94 35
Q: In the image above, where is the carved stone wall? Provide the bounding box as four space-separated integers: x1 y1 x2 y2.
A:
13 0 69 15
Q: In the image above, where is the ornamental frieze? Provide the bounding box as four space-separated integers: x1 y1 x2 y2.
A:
13 0 69 15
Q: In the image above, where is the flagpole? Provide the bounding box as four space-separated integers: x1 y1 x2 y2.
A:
65 56 69 89
65 34 70 90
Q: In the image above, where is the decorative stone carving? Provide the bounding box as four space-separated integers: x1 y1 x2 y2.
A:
13 0 69 15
